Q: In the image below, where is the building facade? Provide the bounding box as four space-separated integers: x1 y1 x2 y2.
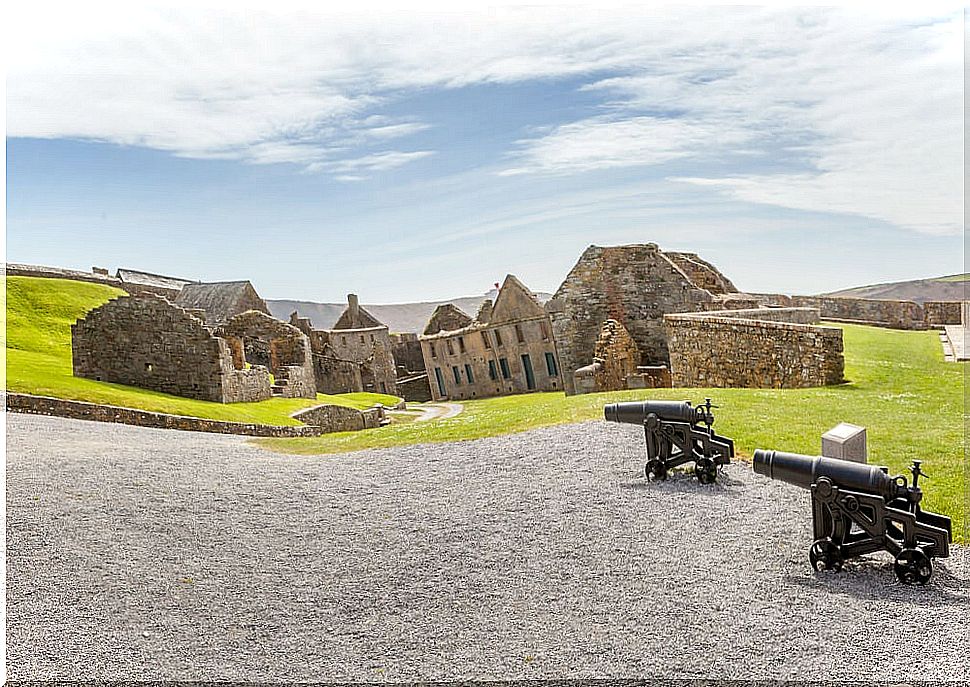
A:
419 275 562 401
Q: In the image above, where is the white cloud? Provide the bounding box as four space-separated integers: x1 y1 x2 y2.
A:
5 4 963 232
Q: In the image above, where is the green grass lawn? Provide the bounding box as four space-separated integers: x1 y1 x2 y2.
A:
258 323 966 541
4 276 400 425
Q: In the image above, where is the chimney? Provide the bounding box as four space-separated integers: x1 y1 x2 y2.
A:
348 294 360 326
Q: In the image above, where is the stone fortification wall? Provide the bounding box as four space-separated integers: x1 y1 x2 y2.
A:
788 296 925 330
665 309 844 389
396 373 432 402
7 394 383 436
923 301 964 326
72 295 271 403
700 306 821 325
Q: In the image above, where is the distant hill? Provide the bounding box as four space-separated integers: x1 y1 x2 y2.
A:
267 289 553 334
820 274 968 305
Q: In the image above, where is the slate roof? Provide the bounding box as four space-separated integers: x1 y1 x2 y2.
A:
332 304 385 330
174 280 269 326
116 268 195 291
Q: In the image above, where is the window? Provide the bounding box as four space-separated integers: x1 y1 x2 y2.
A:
545 351 558 376
360 335 365 343
488 360 498 380
495 329 504 347
515 323 525 343
482 331 492 349
341 336 347 345
540 320 550 340
464 363 474 383
430 343 437 359
370 334 375 342
446 339 455 356
499 358 510 379
380 381 387 393
453 366 461 384
458 336 466 353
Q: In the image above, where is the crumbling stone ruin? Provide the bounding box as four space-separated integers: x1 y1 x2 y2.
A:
214 310 316 399
289 294 398 395
573 319 640 394
72 294 277 403
665 307 844 388
419 275 562 400
389 333 432 402
546 243 759 395
174 280 270 327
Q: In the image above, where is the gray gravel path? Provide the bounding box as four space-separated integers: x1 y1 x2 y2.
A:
6 413 968 681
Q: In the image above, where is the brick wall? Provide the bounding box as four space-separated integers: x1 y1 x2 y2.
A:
665 309 844 388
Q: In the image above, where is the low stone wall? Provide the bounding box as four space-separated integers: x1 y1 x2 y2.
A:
6 394 384 436
5 263 180 298
788 296 925 330
924 301 964 327
701 306 820 325
664 310 844 389
396 373 432 402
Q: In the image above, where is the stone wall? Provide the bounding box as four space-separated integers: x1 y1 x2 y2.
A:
788 296 925 330
390 333 426 372
72 294 271 403
5 263 181 298
396 372 432 402
923 301 964 326
291 403 384 432
215 311 316 399
665 309 844 388
573 319 639 394
6 393 386 436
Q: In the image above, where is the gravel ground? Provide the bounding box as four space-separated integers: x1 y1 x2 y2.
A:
6 413 968 681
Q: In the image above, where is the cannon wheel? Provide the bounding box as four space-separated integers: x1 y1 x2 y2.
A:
894 548 933 585
694 457 717 484
809 538 843 572
645 459 668 481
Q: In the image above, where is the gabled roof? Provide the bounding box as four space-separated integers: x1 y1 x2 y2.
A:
332 304 385 330
489 274 546 324
174 280 269 326
422 303 473 336
115 268 195 291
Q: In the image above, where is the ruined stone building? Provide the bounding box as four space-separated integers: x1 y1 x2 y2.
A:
546 243 758 395
115 268 195 299
288 294 398 395
174 280 270 327
72 294 316 403
573 319 641 395
419 275 562 401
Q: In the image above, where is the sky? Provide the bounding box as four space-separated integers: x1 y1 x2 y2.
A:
4 2 965 303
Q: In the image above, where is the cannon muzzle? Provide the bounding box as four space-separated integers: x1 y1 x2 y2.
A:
604 400 700 425
753 449 901 500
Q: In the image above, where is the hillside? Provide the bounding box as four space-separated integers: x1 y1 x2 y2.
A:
268 288 553 333
820 273 967 304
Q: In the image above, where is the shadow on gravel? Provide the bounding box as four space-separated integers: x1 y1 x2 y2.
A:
617 469 745 494
784 559 969 606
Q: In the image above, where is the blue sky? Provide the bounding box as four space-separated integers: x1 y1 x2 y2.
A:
5 3 964 302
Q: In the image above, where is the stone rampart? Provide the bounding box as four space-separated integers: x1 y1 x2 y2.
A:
665 309 844 388
788 296 925 329
923 301 964 327
5 263 181 298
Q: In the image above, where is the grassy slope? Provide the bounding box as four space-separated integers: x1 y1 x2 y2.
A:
4 276 400 425
258 323 966 541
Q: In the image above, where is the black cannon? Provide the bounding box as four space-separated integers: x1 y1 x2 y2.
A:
753 449 951 584
604 398 734 483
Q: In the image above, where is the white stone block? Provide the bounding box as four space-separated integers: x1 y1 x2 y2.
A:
821 423 867 463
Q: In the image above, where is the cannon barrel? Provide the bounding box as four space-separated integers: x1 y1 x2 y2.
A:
604 400 698 425
753 449 901 500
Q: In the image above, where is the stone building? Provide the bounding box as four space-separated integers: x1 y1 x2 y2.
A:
573 319 640 394
174 280 270 327
72 294 277 403
214 310 316 398
288 294 398 395
115 268 195 299
546 243 758 395
419 275 562 401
